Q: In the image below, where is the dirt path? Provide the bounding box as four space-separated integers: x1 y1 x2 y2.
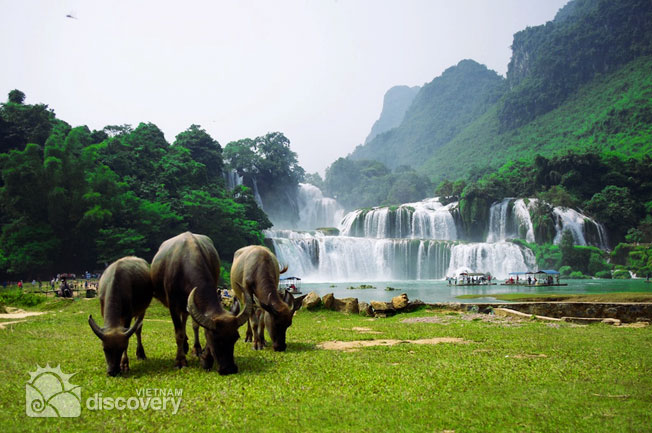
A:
318 337 469 351
0 308 47 329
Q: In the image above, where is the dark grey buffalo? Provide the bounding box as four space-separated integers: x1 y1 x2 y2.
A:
230 245 304 351
88 256 153 377
150 232 252 375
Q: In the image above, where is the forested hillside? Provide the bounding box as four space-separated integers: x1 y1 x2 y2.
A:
349 59 505 169
0 90 289 279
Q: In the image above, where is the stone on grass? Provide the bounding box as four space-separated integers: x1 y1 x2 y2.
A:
302 291 321 310
322 293 335 310
333 297 359 314
370 300 396 317
358 302 373 317
392 293 409 310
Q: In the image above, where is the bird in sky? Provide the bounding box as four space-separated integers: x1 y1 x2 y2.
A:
66 12 78 20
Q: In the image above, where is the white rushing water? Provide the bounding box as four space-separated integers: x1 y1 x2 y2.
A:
446 241 536 278
552 206 608 248
264 191 609 282
486 198 535 243
267 230 452 282
295 183 345 230
339 198 458 240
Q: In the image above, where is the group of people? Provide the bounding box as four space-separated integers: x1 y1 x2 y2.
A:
446 275 492 285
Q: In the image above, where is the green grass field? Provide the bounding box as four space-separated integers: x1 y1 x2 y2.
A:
1 296 651 432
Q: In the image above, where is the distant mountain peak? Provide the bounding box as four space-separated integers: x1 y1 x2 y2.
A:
365 85 420 144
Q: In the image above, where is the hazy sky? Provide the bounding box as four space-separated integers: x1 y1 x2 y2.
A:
1 0 568 175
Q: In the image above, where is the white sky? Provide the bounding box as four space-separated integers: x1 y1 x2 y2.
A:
1 0 568 175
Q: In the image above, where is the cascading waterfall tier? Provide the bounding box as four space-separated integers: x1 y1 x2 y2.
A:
339 198 458 240
447 242 536 278
295 183 345 230
266 230 453 282
485 198 607 248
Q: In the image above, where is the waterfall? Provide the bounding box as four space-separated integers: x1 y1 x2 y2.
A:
486 198 535 243
295 183 345 230
266 229 453 282
447 242 536 279
552 207 607 248
339 198 458 240
264 193 610 282
251 177 264 209
225 169 243 190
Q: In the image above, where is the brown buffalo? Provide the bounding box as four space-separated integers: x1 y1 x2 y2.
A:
150 232 252 375
88 256 153 377
230 245 303 351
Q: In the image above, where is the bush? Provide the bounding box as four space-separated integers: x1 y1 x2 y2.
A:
568 271 590 279
0 288 46 307
613 269 631 279
595 271 612 279
559 266 573 276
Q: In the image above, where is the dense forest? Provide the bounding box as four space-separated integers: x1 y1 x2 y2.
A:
0 90 306 279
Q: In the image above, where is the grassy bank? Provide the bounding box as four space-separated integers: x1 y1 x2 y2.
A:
457 292 652 303
0 298 651 432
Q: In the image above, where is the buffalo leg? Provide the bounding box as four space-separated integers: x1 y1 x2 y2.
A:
251 309 265 350
135 314 147 360
245 319 253 342
191 319 202 356
257 312 267 348
170 309 189 368
121 344 130 373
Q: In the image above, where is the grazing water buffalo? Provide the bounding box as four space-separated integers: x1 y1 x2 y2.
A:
150 232 252 375
88 256 153 377
230 245 303 351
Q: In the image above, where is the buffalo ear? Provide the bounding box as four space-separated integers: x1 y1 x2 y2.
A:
258 292 277 316
293 294 308 313
282 289 294 307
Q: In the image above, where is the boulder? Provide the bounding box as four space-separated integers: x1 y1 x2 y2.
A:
370 300 395 317
392 293 409 310
358 302 373 317
404 299 426 312
322 293 335 310
333 297 359 314
302 291 322 310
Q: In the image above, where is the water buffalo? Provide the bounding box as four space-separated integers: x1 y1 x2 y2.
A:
230 245 303 351
88 256 153 377
150 232 252 375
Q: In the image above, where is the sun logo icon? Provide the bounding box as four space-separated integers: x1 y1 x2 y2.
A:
26 364 81 417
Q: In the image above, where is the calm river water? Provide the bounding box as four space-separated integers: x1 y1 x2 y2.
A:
300 279 651 303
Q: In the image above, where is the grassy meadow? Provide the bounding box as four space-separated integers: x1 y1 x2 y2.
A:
1 295 651 432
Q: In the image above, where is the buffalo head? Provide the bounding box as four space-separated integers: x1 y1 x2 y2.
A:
88 315 143 376
259 290 305 352
187 287 252 375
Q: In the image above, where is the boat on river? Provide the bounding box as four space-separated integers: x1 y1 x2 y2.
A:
501 270 567 286
279 276 302 295
449 271 496 286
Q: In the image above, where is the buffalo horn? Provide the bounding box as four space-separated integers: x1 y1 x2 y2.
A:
88 315 105 340
124 316 143 338
235 289 253 327
187 288 217 330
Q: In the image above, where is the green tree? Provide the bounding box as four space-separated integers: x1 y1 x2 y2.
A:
173 124 224 182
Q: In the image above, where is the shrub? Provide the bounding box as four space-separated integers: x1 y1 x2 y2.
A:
613 269 631 279
559 266 573 276
595 270 612 279
568 271 589 279
0 288 46 307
